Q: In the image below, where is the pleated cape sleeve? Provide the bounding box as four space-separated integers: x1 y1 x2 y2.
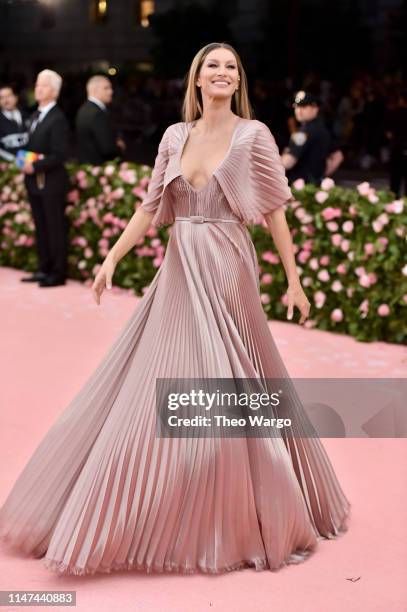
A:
214 119 295 225
139 124 173 225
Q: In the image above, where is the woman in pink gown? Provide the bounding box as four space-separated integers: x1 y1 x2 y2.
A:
0 43 350 576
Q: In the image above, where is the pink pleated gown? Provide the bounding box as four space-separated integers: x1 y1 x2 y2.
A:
0 118 351 576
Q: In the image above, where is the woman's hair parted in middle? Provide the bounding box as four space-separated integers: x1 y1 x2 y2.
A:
181 42 254 123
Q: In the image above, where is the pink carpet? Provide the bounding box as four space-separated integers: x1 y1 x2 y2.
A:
0 265 406 612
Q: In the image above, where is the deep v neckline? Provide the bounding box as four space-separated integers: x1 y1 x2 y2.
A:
179 116 241 193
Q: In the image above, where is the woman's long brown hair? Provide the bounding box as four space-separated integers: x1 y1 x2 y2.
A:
181 42 254 123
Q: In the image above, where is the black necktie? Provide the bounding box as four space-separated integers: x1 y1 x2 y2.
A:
29 109 42 134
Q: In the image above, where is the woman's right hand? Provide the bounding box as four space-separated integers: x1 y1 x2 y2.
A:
91 254 117 305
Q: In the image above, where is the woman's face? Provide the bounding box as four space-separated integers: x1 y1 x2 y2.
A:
196 48 239 100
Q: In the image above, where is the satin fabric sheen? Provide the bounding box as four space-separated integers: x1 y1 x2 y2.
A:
0 122 351 576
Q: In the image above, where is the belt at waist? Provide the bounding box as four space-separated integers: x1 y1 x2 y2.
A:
175 215 241 224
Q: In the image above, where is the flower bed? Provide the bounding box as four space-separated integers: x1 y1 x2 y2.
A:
0 163 406 344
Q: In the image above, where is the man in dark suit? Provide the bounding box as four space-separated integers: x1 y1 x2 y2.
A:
75 75 125 164
21 69 70 287
0 85 30 157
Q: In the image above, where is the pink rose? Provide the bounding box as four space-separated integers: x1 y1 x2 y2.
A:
146 227 157 237
76 170 87 181
104 165 115 176
359 274 371 288
357 181 371 196
364 243 375 255
336 263 347 274
315 191 329 204
331 234 342 246
314 291 326 308
102 212 114 223
317 269 330 282
302 224 315 236
340 239 350 252
359 299 369 314
320 177 335 191
262 251 279 264
377 304 390 317
321 206 342 221
67 189 80 203
331 280 343 292
260 293 270 304
309 257 319 270
153 256 163 268
298 250 311 264
292 178 305 190
119 169 137 184
133 187 148 199
294 207 306 220
342 220 354 233
98 238 109 249
304 319 317 329
368 193 379 204
326 221 339 232
76 236 87 247
112 187 125 200
319 255 330 265
330 308 343 322
261 273 273 284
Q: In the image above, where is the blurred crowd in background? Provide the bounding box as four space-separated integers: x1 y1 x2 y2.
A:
2 68 407 188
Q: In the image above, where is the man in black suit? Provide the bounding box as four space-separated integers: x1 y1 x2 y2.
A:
0 85 30 158
75 75 125 164
21 69 70 287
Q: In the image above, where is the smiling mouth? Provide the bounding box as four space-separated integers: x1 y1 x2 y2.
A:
212 81 230 86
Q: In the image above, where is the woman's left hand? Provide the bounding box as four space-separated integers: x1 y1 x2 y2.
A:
286 282 311 325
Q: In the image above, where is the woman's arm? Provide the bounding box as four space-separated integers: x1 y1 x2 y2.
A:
107 207 154 265
91 125 171 304
263 203 311 325
264 207 299 285
264 202 311 325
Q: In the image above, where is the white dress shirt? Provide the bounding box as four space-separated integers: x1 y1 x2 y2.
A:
37 100 57 121
2 109 23 126
87 96 107 112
